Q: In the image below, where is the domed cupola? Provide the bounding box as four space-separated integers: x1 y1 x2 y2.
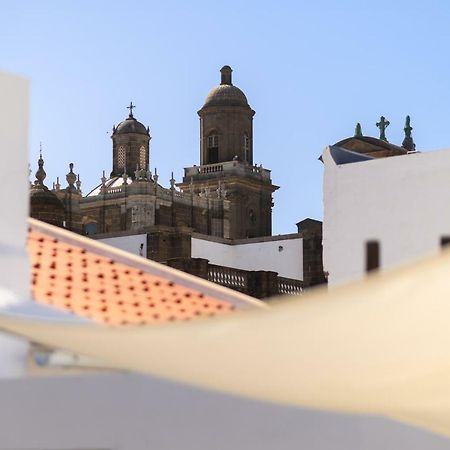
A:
202 66 249 108
111 102 151 178
114 114 149 135
198 66 255 165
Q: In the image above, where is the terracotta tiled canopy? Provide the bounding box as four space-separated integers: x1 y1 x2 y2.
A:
28 219 262 326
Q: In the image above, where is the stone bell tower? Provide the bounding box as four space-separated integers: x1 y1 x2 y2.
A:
198 65 254 165
179 66 278 239
111 102 151 178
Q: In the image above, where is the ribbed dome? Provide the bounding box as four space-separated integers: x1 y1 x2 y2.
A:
114 116 148 135
30 187 66 227
30 187 64 209
203 84 249 108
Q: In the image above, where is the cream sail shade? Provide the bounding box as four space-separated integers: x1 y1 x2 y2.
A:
1 248 450 436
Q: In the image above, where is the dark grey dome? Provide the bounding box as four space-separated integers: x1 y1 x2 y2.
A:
114 117 148 135
203 84 249 108
30 187 66 227
30 187 64 209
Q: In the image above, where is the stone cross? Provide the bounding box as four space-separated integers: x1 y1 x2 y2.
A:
376 116 390 141
127 101 135 117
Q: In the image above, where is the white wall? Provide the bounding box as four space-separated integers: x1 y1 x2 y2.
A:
99 234 147 257
96 233 302 279
0 72 29 300
192 237 303 280
0 72 30 377
323 146 450 286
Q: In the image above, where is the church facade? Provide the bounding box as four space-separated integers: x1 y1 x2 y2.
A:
30 66 325 298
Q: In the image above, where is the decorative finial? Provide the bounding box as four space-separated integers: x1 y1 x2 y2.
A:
216 180 223 198
170 171 176 190
122 171 128 184
76 174 82 192
220 65 233 85
127 101 135 118
154 167 159 184
376 116 390 142
66 162 77 188
99 170 107 194
402 115 416 151
55 176 61 191
35 148 46 186
354 123 363 137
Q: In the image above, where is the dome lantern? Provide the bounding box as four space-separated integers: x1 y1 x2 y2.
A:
220 65 232 85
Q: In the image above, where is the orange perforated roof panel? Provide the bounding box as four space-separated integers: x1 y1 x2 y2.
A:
28 225 242 326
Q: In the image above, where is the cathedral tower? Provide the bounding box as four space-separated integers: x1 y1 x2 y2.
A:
111 103 151 178
180 66 278 239
198 65 254 165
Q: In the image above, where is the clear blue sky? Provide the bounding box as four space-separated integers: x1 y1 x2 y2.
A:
2 0 450 234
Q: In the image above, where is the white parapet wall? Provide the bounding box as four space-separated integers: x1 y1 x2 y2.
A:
323 145 450 286
98 233 147 257
192 235 303 280
95 232 302 279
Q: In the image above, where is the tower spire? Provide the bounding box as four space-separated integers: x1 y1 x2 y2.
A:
35 144 46 186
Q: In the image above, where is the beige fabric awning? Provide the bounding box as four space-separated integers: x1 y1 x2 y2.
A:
2 249 450 437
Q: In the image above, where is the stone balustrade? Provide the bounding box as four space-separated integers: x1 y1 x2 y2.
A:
166 257 303 299
184 161 271 182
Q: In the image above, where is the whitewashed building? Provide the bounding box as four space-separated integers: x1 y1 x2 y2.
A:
322 131 450 286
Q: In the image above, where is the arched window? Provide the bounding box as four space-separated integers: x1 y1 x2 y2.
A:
207 134 219 164
139 145 146 169
243 134 250 162
118 145 126 169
